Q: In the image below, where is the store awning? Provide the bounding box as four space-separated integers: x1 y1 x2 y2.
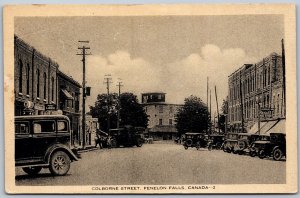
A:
265 119 286 134
61 89 74 100
248 121 268 134
248 119 285 135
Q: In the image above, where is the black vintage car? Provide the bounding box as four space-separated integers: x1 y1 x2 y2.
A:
223 133 239 153
236 133 270 155
254 133 286 161
183 133 209 150
109 126 144 148
15 115 80 176
207 134 225 150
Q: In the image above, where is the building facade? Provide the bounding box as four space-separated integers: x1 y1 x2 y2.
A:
57 70 82 145
14 35 58 116
141 92 182 140
228 52 285 133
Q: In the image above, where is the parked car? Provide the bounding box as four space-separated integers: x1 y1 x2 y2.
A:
248 140 271 158
255 133 286 160
109 125 144 148
223 133 239 153
183 132 209 150
95 129 109 148
207 134 225 150
15 115 80 176
233 133 253 155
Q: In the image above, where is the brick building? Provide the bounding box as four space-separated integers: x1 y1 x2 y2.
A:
141 92 182 140
228 52 285 133
14 35 58 116
57 70 81 145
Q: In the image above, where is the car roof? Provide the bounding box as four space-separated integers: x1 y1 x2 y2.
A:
15 115 70 121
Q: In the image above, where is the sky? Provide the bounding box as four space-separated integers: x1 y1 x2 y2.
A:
15 15 284 114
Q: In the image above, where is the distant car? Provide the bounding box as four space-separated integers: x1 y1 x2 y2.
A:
95 130 109 148
15 115 80 176
254 133 286 161
183 132 209 150
109 126 144 148
223 133 239 153
207 134 225 150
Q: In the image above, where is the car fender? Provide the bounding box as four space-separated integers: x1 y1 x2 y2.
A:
45 144 79 164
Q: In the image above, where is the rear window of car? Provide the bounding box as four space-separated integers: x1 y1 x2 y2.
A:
15 122 29 134
33 120 55 133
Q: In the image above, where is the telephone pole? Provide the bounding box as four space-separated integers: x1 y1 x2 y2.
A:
76 41 91 149
104 74 112 134
215 85 220 134
116 79 123 128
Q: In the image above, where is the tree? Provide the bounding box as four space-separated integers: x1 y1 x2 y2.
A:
175 95 210 135
90 92 148 131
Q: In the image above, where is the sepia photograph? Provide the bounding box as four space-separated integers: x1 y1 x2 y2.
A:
3 4 297 194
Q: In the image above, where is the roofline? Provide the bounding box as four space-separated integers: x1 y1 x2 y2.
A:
57 70 82 88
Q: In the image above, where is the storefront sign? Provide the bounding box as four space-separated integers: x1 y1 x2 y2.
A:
45 104 57 111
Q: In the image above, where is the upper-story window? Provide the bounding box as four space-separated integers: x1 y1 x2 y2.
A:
37 69 40 97
159 105 163 113
19 60 23 93
43 72 47 100
159 119 163 125
26 64 30 95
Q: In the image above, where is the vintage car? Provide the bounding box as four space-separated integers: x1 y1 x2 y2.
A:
248 140 271 157
109 125 144 148
95 129 109 148
207 134 225 150
233 133 253 155
255 133 286 160
183 132 209 150
15 115 80 176
223 133 239 153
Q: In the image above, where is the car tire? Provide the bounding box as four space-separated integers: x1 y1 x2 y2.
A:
22 167 42 176
136 138 143 147
184 145 188 150
273 148 283 161
238 150 244 155
208 144 212 151
258 150 266 159
216 143 222 150
185 139 193 147
249 151 256 157
110 139 118 148
49 151 71 176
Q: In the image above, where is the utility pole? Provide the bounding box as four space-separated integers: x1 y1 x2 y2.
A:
209 89 212 133
215 85 220 134
104 74 112 134
116 79 123 128
76 41 91 149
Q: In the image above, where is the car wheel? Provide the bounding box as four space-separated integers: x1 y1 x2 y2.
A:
136 138 143 147
249 151 256 157
49 151 71 176
273 148 283 161
238 150 244 155
110 139 118 148
258 150 266 159
184 145 188 150
208 144 212 151
216 143 222 150
22 167 42 176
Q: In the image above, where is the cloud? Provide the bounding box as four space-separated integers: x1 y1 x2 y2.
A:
85 45 256 115
161 44 257 114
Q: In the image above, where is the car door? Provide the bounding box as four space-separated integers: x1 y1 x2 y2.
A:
31 120 57 161
15 121 32 162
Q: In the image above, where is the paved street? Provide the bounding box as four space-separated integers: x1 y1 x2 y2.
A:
15 143 285 185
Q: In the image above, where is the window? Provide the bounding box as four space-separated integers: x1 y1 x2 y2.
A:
26 64 30 95
15 122 29 134
57 120 68 132
169 106 173 113
159 119 163 125
43 72 47 99
159 105 163 113
72 93 74 108
33 120 55 133
51 77 55 102
37 69 40 97
169 119 173 125
19 60 23 93
158 94 162 100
